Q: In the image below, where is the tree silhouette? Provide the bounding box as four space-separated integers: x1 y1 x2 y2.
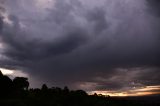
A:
41 84 48 91
63 86 69 94
13 77 29 90
0 70 13 98
0 70 3 76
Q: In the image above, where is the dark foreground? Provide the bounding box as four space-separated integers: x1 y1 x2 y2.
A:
0 94 160 106
0 71 160 106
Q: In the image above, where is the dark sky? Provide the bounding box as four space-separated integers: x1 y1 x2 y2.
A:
0 0 160 95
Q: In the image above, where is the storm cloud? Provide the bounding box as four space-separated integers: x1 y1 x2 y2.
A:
146 0 160 17
0 0 160 92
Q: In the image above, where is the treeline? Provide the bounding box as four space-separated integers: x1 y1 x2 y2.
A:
0 71 29 98
0 70 159 106
0 70 109 106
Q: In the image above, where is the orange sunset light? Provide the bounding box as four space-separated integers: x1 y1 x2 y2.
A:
89 85 160 97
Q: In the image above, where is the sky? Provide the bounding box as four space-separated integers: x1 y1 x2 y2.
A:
0 0 160 96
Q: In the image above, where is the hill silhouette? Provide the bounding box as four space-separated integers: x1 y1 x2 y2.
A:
0 70 159 106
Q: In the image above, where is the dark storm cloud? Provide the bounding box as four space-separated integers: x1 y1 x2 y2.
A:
2 23 87 61
85 67 160 91
0 1 4 32
0 17 3 32
134 68 160 86
146 0 160 17
0 0 160 90
86 7 108 34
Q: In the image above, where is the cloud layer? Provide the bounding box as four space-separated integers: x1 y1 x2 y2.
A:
0 0 160 93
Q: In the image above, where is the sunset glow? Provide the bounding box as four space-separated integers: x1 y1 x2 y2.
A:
89 85 160 97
